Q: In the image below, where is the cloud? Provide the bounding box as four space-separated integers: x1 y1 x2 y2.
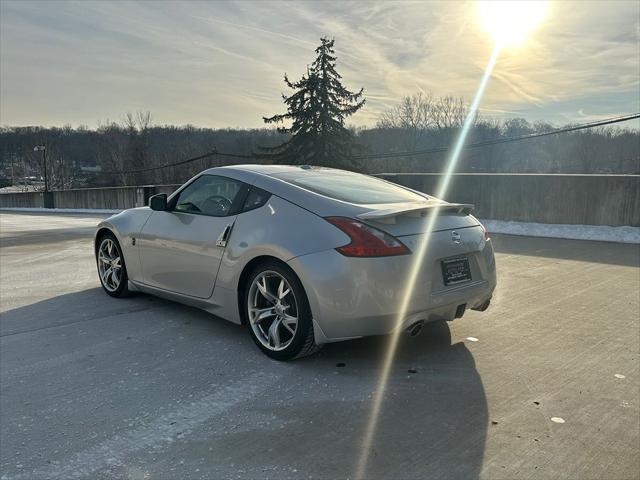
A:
1 0 638 128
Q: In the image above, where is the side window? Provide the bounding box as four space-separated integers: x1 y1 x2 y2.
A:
173 175 243 217
242 186 271 212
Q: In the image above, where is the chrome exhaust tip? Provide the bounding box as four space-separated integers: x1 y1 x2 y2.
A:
407 320 425 337
471 299 491 312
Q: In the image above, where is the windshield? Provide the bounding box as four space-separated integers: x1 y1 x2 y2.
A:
273 170 427 205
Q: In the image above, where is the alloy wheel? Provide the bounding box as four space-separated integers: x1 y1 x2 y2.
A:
98 238 122 293
247 271 299 351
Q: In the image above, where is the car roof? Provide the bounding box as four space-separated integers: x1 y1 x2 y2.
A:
198 164 431 219
199 164 368 217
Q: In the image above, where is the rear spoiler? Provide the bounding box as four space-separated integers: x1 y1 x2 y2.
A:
357 202 474 224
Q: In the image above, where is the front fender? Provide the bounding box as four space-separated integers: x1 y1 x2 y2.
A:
95 207 153 282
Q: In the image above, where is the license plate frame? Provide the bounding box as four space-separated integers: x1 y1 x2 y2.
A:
441 257 472 286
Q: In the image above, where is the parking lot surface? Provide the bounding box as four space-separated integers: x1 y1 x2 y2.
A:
1 212 638 479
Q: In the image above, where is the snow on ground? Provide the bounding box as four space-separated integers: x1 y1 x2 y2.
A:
0 208 638 244
481 219 640 244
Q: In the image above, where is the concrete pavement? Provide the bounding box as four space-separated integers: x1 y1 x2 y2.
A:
1 212 638 479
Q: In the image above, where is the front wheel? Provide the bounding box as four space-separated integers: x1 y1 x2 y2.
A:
96 233 130 298
244 261 320 361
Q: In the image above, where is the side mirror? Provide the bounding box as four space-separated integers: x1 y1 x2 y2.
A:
149 193 168 211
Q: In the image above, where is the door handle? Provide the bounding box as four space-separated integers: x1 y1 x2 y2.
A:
215 223 233 247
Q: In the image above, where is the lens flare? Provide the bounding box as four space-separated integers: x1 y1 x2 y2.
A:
477 0 549 48
354 45 500 480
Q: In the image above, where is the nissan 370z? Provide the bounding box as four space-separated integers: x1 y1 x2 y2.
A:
95 165 496 360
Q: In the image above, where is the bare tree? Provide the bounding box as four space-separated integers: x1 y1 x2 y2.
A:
122 111 153 184
378 93 468 131
378 93 436 130
377 93 435 150
96 121 129 185
433 95 467 130
377 93 470 151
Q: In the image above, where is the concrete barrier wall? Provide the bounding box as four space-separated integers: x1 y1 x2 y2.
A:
377 173 640 227
52 187 141 210
0 191 45 208
1 175 638 227
0 185 182 211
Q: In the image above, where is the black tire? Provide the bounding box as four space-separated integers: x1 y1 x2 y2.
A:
243 260 321 361
95 232 130 298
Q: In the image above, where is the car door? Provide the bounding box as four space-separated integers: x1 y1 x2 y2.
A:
138 174 247 298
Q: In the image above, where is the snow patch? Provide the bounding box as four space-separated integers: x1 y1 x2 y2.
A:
480 219 639 244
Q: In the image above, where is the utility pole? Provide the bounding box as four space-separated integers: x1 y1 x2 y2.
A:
8 152 16 186
34 145 53 207
33 145 47 192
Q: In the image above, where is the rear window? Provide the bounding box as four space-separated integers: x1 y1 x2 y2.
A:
273 170 426 205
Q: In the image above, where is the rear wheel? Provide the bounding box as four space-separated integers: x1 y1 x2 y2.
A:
96 233 130 298
244 261 320 361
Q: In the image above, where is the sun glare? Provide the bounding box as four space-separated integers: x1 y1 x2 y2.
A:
354 46 501 480
477 0 549 48
355 4 552 478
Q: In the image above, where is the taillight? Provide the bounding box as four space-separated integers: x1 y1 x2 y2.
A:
325 217 411 257
480 224 490 241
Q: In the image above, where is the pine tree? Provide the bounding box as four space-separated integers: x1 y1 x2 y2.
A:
262 37 365 167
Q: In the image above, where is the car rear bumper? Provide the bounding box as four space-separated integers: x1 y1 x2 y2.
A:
288 226 497 343
310 283 494 344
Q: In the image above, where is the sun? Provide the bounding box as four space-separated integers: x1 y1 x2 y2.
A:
477 0 549 48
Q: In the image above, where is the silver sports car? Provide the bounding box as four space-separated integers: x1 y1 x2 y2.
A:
95 165 496 360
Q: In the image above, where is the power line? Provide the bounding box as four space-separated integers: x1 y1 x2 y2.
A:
95 112 639 175
97 149 257 175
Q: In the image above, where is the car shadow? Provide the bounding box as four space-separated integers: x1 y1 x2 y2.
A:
280 321 489 479
0 287 160 337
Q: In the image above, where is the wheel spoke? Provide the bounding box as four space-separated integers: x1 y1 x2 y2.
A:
268 317 282 348
281 313 297 334
101 267 112 285
257 276 279 305
250 306 276 324
111 268 120 286
277 278 291 300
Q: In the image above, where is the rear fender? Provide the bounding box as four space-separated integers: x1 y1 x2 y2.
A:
211 195 348 323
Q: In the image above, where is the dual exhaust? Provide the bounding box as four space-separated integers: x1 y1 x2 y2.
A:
405 299 491 337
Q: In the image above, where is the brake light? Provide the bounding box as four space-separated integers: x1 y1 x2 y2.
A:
480 224 490 241
325 217 411 257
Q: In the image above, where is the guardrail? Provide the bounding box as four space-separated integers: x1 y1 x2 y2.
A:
1 174 638 227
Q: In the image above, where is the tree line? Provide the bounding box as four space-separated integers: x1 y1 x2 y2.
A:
1 115 637 190
0 37 638 190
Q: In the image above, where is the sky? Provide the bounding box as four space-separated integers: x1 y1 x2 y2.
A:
1 0 639 129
